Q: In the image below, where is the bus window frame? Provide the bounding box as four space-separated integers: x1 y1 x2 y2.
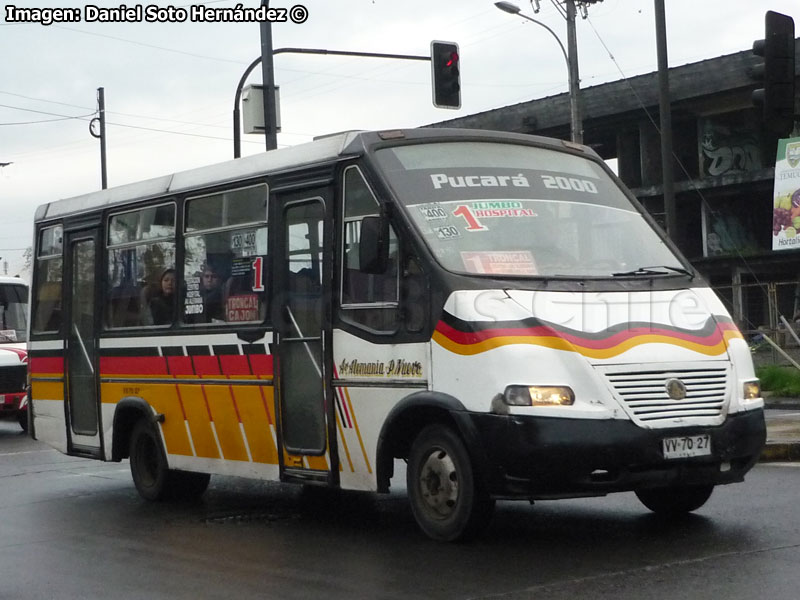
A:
181 183 269 328
338 165 401 335
105 201 177 331
31 223 65 336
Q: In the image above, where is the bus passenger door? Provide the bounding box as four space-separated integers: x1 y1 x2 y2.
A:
273 191 335 483
65 228 102 456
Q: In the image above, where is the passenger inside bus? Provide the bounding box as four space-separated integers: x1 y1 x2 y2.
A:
108 281 143 328
200 262 225 322
148 268 175 325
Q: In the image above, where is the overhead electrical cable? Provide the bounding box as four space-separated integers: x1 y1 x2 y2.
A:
584 15 770 329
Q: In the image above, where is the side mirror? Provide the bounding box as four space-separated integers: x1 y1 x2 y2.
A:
358 216 389 274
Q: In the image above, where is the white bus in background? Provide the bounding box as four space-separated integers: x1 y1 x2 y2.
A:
0 276 29 430
28 128 766 541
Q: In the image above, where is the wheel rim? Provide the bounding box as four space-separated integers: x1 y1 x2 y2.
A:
417 447 459 519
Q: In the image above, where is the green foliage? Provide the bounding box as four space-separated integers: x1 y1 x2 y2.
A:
756 365 800 397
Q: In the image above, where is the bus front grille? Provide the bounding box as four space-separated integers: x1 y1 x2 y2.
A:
0 365 27 394
603 366 729 424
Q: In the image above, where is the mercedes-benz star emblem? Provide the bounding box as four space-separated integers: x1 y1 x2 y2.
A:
665 378 687 400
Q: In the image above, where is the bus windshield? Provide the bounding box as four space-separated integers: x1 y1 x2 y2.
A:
0 283 28 343
374 141 684 278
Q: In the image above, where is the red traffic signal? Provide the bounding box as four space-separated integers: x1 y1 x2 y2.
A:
431 41 461 109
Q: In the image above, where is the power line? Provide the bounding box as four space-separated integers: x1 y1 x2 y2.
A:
0 90 90 111
53 25 249 65
104 119 261 143
0 102 93 120
0 90 232 130
583 14 771 331
0 115 90 126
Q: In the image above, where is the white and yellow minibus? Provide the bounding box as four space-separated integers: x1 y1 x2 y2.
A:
29 128 766 541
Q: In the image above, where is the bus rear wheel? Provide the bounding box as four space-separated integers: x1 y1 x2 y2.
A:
129 418 209 501
407 424 494 542
635 484 714 515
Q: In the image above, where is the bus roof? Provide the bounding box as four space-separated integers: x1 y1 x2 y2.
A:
34 130 364 223
34 128 590 223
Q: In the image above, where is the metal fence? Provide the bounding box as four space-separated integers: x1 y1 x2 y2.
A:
714 280 800 368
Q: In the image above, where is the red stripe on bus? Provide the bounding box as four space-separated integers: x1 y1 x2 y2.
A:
219 355 252 376
167 356 194 376
29 356 64 374
249 354 274 376
100 356 168 376
193 355 221 376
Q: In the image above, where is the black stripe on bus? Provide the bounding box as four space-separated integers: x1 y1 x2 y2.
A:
241 343 267 355
161 346 186 357
100 347 160 357
186 345 211 356
28 349 66 358
213 345 241 356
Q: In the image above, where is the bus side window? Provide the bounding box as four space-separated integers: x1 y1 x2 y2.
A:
105 203 176 329
107 278 143 328
340 166 399 332
33 266 63 333
32 225 63 334
182 185 268 326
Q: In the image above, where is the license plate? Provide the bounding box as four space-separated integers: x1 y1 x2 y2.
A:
662 434 712 459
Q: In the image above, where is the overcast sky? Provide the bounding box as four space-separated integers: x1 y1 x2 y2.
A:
1 0 798 277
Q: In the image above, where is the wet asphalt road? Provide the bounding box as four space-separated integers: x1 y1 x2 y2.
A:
2 419 800 600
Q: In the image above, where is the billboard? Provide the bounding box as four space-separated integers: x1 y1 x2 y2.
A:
772 137 800 251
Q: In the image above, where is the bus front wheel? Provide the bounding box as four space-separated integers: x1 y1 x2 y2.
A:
129 418 210 501
407 424 494 542
635 484 714 515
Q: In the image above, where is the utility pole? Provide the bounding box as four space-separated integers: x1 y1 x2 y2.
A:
496 0 595 144
259 0 278 151
565 0 583 144
98 87 107 189
654 0 677 242
89 87 108 189
237 46 431 158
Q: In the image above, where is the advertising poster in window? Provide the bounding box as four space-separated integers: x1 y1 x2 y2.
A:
772 137 800 251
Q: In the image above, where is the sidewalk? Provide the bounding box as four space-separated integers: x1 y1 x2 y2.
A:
762 396 800 462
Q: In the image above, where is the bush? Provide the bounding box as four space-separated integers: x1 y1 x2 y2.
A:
756 365 800 397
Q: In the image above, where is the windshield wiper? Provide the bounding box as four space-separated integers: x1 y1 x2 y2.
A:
612 265 694 278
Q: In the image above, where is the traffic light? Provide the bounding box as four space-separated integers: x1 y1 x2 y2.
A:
431 41 461 109
752 11 796 137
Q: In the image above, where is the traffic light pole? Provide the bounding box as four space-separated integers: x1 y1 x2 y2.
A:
259 0 278 152
238 37 430 157
233 56 263 159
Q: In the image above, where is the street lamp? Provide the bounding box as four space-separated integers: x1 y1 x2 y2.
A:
495 1 583 143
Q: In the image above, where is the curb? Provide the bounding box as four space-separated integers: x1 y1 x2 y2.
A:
760 442 800 462
765 401 800 411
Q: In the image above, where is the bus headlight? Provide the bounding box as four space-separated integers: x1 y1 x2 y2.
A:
504 385 575 406
743 380 760 400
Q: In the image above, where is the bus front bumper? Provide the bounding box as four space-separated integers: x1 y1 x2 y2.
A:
468 408 766 499
0 392 25 416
